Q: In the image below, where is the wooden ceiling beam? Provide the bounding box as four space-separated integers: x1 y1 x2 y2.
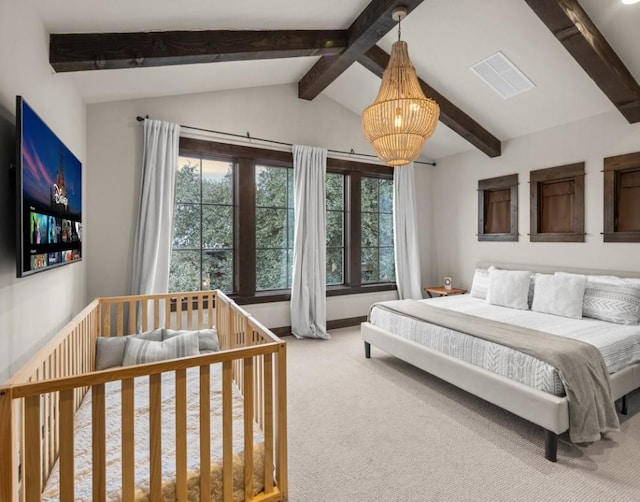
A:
359 45 502 158
298 0 424 101
524 0 640 123
49 30 348 72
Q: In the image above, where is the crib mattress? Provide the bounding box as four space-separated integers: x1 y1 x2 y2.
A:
369 295 640 396
42 364 264 501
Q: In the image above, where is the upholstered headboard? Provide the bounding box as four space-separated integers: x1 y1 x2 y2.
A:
476 262 640 279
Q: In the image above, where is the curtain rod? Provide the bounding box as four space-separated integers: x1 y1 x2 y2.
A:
135 115 437 167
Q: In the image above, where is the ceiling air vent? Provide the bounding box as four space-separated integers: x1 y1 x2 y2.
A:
470 51 535 99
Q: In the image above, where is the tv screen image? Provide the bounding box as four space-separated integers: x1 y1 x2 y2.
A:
16 97 82 277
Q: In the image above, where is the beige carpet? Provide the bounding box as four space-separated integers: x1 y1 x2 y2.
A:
286 327 640 502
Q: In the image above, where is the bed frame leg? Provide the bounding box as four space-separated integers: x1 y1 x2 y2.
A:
618 395 628 415
364 342 371 359
544 430 558 462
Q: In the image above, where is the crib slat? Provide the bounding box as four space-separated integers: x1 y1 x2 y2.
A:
59 389 75 501
103 303 111 337
154 298 160 329
116 304 124 336
141 299 148 332
199 365 211 501
243 357 254 501
187 296 193 329
92 383 106 502
276 345 288 499
25 395 41 502
263 354 274 493
150 373 162 501
177 297 183 330
122 378 135 502
165 297 171 328
222 360 233 502
129 301 136 334
198 295 204 328
176 369 187 502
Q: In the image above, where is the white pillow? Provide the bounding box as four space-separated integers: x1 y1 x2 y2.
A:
531 273 586 319
486 269 531 310
122 331 200 366
470 266 495 299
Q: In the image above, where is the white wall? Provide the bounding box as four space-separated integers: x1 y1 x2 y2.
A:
0 2 87 382
427 110 640 291
86 85 400 327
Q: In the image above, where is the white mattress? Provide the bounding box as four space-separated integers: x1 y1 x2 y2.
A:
43 364 264 501
369 295 640 396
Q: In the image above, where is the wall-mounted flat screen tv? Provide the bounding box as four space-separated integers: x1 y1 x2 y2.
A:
16 96 82 277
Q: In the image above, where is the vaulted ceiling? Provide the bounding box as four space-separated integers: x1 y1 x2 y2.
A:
32 0 640 161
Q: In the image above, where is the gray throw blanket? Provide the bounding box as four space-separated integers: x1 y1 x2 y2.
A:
371 300 620 443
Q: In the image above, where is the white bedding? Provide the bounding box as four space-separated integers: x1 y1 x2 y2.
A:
42 364 265 501
369 295 640 396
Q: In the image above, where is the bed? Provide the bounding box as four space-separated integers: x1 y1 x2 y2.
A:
0 290 287 502
362 267 640 462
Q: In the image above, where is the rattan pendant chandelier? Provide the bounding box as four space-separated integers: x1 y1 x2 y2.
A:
362 6 439 166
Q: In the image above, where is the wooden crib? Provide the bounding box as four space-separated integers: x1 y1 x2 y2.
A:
0 290 287 502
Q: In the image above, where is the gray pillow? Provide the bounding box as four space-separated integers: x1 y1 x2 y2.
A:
163 328 220 353
95 337 127 371
95 328 165 370
122 332 200 366
583 277 640 325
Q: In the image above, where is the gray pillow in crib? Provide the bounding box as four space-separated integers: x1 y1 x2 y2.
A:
95 328 164 370
163 328 220 353
122 331 200 366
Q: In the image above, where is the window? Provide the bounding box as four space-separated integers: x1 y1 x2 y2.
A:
361 177 395 283
326 173 345 285
604 151 640 242
255 165 294 290
173 138 396 303
170 156 234 293
477 174 518 241
530 163 585 242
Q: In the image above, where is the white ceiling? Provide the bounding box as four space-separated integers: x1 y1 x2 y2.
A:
31 0 640 160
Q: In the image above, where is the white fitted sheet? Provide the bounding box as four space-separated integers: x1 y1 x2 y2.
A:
369 295 640 396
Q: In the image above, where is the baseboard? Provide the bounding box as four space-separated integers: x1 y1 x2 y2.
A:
271 316 367 337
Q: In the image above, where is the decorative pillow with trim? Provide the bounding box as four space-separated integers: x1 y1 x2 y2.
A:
582 275 640 325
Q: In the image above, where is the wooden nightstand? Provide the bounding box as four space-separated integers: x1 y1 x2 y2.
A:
424 286 467 298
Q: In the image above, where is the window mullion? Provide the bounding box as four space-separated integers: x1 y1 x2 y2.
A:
348 172 361 287
199 155 204 289
235 158 256 296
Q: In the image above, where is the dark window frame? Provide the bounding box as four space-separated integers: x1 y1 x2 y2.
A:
171 155 235 293
529 162 585 243
361 176 395 283
178 137 397 304
477 174 518 242
603 151 640 243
